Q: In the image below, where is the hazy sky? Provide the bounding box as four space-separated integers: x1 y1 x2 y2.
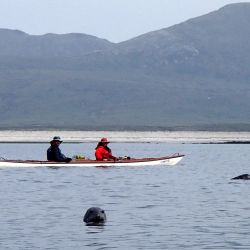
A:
0 0 249 42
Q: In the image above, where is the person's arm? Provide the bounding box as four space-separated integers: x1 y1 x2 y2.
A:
109 153 117 161
106 149 117 161
55 148 71 162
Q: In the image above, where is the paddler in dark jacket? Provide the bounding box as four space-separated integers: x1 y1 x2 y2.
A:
47 136 72 162
95 137 117 161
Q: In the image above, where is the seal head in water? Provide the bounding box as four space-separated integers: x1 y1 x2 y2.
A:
83 207 106 225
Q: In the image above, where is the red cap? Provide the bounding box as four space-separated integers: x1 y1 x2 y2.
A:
101 137 109 143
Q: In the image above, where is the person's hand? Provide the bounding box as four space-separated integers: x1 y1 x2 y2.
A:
66 158 72 163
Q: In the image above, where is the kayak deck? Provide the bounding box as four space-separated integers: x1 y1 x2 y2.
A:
0 154 184 168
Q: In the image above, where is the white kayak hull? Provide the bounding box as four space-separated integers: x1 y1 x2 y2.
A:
0 154 184 168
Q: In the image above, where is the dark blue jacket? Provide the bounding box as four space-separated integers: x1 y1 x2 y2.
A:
47 145 71 162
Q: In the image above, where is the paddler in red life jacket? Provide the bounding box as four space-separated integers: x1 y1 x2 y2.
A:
95 138 117 161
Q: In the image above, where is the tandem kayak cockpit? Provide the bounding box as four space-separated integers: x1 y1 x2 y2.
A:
0 154 184 168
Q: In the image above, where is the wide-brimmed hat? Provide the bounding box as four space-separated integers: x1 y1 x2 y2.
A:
100 137 109 143
50 136 63 143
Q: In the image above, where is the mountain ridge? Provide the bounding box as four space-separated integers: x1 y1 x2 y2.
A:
0 3 250 130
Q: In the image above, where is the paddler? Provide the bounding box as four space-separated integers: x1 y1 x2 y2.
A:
95 137 117 161
47 136 72 162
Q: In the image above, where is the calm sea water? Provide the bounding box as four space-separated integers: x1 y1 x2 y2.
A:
0 142 250 250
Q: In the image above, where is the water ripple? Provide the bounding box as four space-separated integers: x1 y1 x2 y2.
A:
1 143 250 249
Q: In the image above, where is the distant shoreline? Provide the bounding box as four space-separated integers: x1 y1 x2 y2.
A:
1 130 250 143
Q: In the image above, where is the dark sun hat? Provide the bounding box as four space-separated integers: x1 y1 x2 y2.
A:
51 136 63 143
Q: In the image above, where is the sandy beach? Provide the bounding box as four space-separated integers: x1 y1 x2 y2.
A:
0 130 250 143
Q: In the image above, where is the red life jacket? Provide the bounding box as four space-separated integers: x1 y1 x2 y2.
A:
95 145 113 160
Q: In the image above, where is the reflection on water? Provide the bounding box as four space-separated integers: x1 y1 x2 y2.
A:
0 143 250 249
85 226 106 234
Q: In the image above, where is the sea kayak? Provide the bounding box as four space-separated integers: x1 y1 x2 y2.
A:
0 154 184 168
